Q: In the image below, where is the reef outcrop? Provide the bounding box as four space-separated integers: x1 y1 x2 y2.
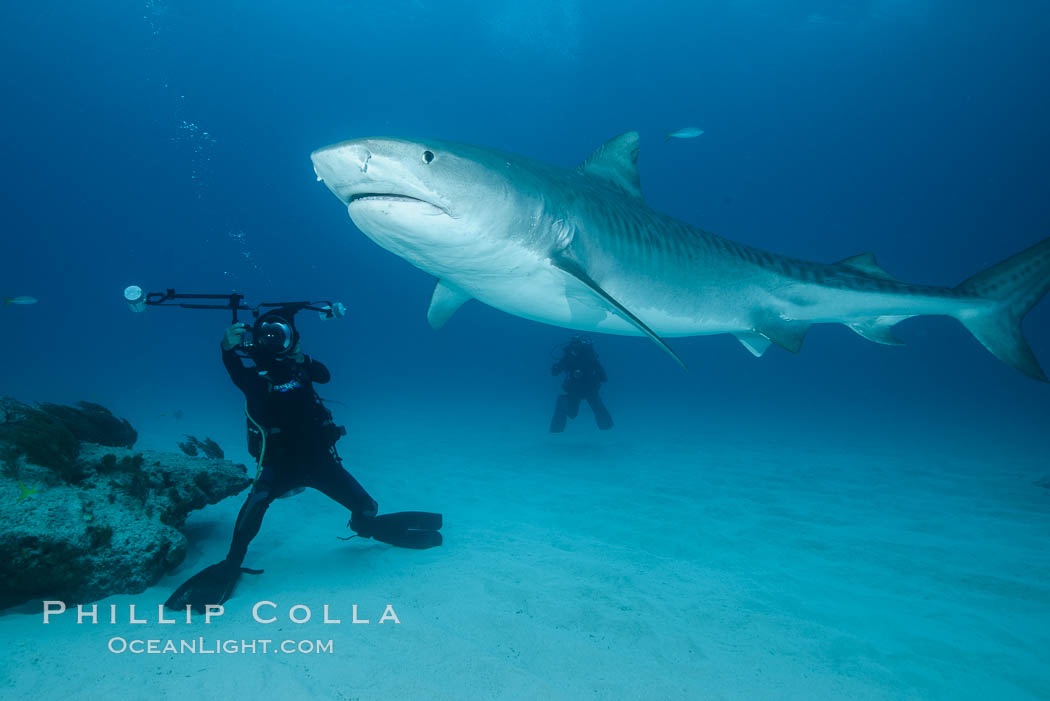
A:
0 397 249 609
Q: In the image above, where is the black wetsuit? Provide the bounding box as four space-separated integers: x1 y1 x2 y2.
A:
222 348 377 566
549 344 614 432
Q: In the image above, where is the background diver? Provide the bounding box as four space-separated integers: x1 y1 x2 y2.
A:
549 335 614 433
165 308 442 612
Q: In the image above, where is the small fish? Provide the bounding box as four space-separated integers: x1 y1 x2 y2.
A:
663 127 704 142
16 480 42 503
3 296 38 307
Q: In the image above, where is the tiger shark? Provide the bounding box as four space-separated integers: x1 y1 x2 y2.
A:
310 132 1050 380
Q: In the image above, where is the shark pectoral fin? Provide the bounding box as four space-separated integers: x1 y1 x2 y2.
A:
848 315 909 346
836 252 898 281
577 132 644 199
426 279 472 330
756 316 810 353
734 332 772 357
551 254 686 369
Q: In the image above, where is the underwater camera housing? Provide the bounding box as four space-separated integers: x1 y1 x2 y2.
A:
240 312 298 357
124 287 347 357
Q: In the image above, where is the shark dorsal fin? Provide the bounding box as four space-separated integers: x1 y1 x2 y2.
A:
578 132 643 199
837 252 897 281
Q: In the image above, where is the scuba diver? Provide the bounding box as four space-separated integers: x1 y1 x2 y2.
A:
165 308 442 612
549 335 614 433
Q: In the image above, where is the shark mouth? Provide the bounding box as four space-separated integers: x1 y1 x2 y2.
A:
348 193 423 205
347 193 449 215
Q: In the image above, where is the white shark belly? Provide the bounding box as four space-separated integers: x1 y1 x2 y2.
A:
351 216 617 330
462 260 749 337
457 255 640 333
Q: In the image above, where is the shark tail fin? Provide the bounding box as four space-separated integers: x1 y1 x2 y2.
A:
662 130 672 143
2 298 8 308
954 237 1050 381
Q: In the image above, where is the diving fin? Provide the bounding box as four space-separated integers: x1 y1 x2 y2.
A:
351 512 443 550
376 511 443 531
164 559 263 613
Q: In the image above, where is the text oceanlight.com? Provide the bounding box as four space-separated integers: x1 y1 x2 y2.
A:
108 638 334 655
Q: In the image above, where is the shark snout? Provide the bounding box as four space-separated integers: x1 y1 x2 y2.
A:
311 137 443 211
311 141 375 202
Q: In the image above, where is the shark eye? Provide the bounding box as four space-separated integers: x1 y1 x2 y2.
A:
422 150 435 165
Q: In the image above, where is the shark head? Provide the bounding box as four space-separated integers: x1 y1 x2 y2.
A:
310 137 544 276
308 132 675 350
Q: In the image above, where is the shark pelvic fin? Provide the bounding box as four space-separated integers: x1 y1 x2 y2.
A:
734 332 772 357
755 316 810 353
577 132 643 199
847 316 909 345
836 252 898 281
552 253 686 368
427 279 472 329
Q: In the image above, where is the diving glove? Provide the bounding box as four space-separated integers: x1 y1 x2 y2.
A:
221 323 247 352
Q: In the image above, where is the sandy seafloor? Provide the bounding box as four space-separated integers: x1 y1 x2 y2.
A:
3 397 1049 700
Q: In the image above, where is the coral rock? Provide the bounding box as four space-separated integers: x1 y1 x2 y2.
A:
0 442 250 609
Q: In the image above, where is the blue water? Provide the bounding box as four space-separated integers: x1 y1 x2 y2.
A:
2 2 1049 698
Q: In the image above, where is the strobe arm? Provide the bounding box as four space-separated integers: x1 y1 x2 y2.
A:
124 287 251 323
123 286 347 324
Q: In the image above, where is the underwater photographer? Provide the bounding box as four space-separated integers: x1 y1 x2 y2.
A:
163 302 442 613
549 334 614 433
